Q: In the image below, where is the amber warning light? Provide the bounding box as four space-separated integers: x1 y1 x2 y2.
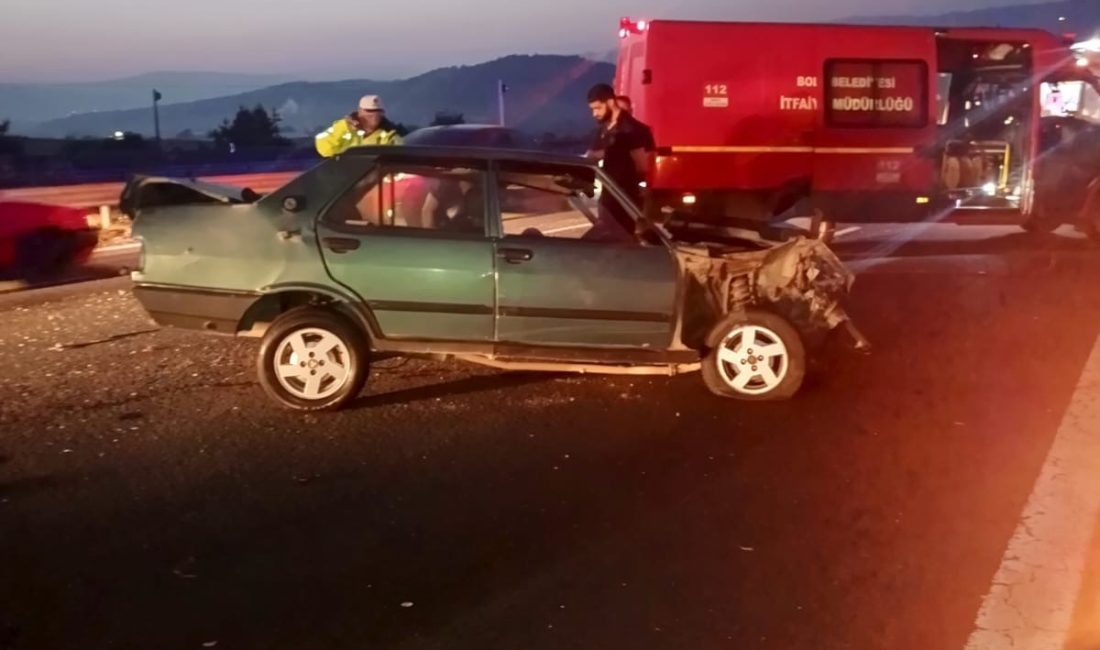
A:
620 17 649 38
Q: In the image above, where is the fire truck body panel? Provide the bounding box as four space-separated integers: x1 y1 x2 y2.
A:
617 19 1099 226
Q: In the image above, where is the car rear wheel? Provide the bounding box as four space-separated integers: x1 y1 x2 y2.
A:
257 307 369 411
15 229 71 279
701 310 805 401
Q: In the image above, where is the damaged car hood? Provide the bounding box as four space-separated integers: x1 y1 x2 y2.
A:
674 237 856 333
119 175 262 219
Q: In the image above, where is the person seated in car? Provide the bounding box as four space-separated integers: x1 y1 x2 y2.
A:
420 177 485 232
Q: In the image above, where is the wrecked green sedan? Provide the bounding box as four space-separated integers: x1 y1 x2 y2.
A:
123 147 867 411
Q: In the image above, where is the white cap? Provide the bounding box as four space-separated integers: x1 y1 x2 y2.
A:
359 95 384 111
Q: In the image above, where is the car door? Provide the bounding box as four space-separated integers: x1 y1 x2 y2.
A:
491 160 679 349
316 156 496 342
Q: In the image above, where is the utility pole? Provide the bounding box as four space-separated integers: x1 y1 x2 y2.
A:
497 80 507 126
152 89 163 146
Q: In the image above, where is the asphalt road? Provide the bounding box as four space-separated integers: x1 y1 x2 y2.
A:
2 234 1100 650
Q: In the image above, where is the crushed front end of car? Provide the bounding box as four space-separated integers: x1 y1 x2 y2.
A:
674 236 870 351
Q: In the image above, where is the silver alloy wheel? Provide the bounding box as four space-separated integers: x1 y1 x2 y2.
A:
715 324 790 395
273 327 352 401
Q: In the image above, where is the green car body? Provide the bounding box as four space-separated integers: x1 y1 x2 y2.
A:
126 146 863 410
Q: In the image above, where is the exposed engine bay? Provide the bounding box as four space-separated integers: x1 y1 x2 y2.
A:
674 237 868 351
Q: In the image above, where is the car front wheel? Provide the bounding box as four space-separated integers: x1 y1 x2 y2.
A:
257 307 369 411
701 310 806 401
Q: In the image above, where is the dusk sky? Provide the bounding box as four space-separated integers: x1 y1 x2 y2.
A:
1 0 1030 83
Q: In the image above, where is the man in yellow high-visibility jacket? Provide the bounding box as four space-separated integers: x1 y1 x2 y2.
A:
315 95 403 157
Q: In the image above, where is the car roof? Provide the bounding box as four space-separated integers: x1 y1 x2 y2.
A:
344 144 596 168
409 124 513 132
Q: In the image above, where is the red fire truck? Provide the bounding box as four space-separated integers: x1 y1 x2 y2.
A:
615 18 1100 237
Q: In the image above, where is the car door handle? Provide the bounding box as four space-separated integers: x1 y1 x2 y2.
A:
323 237 360 254
497 247 533 264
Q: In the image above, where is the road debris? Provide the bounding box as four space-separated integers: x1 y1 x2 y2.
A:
50 328 159 351
400 601 414 608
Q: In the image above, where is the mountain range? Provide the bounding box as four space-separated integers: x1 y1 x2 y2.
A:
0 72 292 133
849 0 1098 31
2 0 1098 139
26 56 613 139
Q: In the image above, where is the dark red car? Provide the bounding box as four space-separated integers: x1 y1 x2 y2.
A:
0 201 99 279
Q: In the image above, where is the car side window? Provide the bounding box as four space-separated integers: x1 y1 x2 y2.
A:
326 164 488 235
496 162 638 244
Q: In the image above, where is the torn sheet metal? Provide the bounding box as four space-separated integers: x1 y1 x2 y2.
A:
119 175 261 218
675 237 856 332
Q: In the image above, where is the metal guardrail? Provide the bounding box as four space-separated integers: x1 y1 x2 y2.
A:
0 171 303 210
0 152 320 189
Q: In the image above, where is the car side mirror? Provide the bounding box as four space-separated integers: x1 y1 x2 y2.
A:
282 196 306 213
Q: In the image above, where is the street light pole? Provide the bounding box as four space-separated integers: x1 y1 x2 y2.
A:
497 80 507 126
152 89 163 146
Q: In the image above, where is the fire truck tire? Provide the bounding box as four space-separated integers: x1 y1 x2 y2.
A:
1082 179 1100 246
1021 196 1062 234
1021 215 1061 234
1085 210 1100 246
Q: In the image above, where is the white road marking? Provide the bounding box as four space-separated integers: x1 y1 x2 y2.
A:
964 332 1100 649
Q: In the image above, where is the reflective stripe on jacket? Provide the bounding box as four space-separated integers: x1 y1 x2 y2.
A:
315 118 402 157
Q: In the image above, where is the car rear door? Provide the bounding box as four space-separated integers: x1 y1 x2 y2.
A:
315 156 496 342
490 160 679 350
